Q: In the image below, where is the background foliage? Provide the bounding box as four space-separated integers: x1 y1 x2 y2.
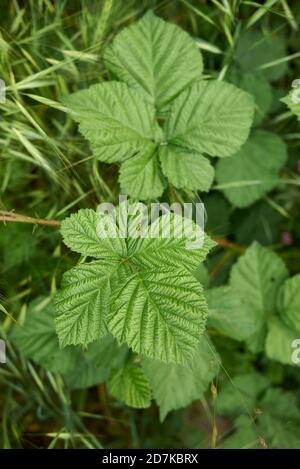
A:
1 0 300 449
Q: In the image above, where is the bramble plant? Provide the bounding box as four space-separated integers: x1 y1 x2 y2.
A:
2 1 300 450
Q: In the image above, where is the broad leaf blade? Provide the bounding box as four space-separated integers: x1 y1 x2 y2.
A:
159 145 214 192
61 82 159 163
54 260 130 347
165 80 254 158
119 144 167 199
108 269 208 365
104 11 203 112
216 131 287 208
108 364 151 409
142 336 219 421
61 209 126 258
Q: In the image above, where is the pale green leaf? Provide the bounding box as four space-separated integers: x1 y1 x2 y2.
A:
265 317 300 367
119 143 166 199
60 209 126 258
206 286 259 341
159 145 214 192
108 364 151 409
165 80 254 158
104 11 203 112
61 81 160 163
128 212 216 273
142 337 219 420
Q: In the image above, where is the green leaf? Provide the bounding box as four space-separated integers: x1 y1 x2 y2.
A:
108 364 151 409
119 143 167 199
234 31 287 82
258 389 300 448
265 317 300 366
64 336 127 390
228 69 272 126
206 286 258 341
54 260 130 347
277 274 300 333
12 297 78 374
230 242 288 352
108 268 208 365
165 80 254 158
104 11 203 112
223 415 260 449
159 145 214 192
61 81 160 163
216 372 269 417
56 207 215 362
142 337 219 420
128 212 215 273
60 209 126 258
216 130 287 208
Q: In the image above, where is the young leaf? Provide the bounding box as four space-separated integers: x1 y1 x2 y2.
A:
104 11 203 112
142 336 219 421
108 269 208 365
61 82 160 163
54 260 131 347
108 364 151 409
216 131 287 208
165 80 254 158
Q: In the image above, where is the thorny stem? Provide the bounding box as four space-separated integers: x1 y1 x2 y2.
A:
0 210 244 252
